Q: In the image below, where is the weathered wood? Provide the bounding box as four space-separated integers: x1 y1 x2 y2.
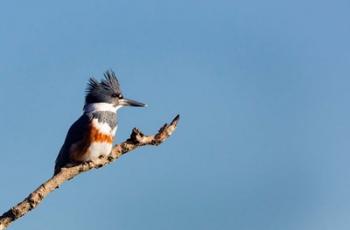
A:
0 115 180 230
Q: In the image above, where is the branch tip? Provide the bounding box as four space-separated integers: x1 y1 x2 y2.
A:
172 114 180 125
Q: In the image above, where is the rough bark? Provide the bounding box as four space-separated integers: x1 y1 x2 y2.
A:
0 115 180 230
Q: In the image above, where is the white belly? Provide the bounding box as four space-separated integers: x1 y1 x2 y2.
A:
85 142 113 161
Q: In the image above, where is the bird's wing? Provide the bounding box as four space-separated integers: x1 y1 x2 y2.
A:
54 114 91 174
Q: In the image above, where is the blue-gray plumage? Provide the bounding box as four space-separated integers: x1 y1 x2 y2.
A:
54 70 145 175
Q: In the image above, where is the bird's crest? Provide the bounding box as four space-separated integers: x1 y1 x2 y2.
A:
86 70 122 96
85 70 123 105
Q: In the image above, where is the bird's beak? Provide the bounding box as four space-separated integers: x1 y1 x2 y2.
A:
119 98 146 107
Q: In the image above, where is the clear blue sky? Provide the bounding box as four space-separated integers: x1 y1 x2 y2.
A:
1 0 350 229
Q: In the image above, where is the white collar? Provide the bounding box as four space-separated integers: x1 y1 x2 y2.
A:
84 103 121 113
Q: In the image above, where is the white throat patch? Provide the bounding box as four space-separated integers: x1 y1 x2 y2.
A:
84 103 121 113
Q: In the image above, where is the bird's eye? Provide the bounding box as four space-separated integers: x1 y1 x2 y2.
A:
112 93 123 99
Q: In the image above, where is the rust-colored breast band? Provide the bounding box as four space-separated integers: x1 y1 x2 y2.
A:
89 126 113 143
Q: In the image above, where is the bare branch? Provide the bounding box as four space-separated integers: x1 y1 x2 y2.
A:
0 115 180 230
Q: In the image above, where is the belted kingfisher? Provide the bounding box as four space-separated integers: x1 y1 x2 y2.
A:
54 70 145 175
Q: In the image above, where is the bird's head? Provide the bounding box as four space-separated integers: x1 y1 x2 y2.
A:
84 70 146 112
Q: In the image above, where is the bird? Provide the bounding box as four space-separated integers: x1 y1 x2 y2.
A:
54 70 145 175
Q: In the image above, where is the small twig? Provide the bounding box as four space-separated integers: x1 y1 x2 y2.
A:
0 115 180 230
